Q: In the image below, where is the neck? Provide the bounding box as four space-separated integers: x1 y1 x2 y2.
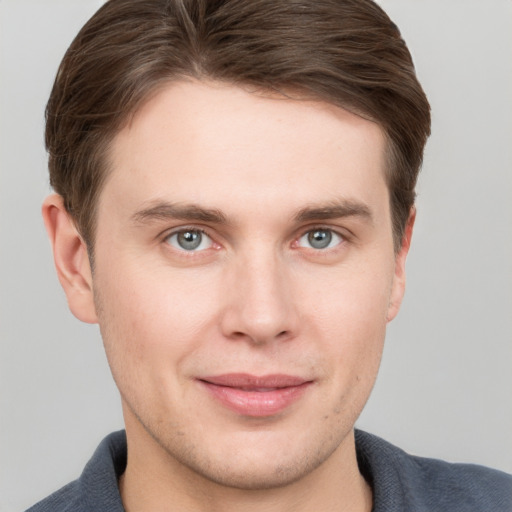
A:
119 420 372 512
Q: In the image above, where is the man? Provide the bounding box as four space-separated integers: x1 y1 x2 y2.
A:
26 0 511 511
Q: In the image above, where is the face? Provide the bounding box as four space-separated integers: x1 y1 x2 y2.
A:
80 81 409 489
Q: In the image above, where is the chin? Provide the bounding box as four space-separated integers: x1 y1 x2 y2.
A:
182 454 321 491
157 425 347 491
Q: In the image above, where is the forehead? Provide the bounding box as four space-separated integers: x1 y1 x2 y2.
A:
104 80 388 218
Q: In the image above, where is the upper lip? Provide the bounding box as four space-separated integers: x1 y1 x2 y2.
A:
199 373 311 389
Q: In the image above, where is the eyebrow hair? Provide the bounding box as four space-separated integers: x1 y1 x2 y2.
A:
131 198 372 227
131 201 228 225
293 199 373 223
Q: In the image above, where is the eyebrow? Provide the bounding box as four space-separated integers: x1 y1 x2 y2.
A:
131 201 228 225
294 199 373 224
131 198 373 227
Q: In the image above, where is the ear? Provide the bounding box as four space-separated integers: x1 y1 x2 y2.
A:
42 194 98 324
387 207 416 323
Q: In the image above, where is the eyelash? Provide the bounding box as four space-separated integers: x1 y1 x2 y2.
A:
161 225 349 255
295 226 348 251
163 227 216 253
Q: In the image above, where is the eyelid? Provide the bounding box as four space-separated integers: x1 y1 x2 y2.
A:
162 226 218 253
292 225 352 254
160 224 210 240
158 223 350 253
297 224 350 241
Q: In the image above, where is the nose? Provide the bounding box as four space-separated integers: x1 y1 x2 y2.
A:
220 251 299 346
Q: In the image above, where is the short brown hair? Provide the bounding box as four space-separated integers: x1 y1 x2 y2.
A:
46 0 430 252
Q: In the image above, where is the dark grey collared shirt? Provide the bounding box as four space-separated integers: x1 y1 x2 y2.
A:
26 430 512 512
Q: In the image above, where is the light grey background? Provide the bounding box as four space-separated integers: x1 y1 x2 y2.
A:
1 1 511 510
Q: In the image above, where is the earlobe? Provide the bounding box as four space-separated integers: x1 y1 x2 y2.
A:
42 194 98 324
387 207 416 323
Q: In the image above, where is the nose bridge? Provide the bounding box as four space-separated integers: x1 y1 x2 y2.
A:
221 244 297 344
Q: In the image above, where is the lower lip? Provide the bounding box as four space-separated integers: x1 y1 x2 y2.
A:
199 380 312 417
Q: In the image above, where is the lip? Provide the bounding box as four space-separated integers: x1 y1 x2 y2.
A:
198 373 313 417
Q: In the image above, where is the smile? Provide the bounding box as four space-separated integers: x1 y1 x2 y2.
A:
198 373 313 417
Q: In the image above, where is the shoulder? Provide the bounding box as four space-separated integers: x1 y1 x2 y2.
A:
25 481 82 512
406 451 512 510
355 430 512 512
24 431 126 512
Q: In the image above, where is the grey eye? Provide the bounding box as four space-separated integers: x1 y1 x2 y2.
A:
308 229 332 249
166 230 213 251
298 229 342 250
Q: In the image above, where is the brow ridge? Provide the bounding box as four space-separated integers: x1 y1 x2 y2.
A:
131 201 228 225
131 198 372 226
294 199 373 223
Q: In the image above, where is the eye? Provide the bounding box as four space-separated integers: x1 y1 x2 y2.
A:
298 228 344 250
165 229 213 252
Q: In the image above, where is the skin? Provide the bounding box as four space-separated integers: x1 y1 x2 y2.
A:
44 81 414 512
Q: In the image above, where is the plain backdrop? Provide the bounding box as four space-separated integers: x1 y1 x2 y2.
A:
1 1 511 510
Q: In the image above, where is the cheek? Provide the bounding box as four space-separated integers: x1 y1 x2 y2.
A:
93 259 220 382
319 301 386 426
301 261 392 391
305 257 393 336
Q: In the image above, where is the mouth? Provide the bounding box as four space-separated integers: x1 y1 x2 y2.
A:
197 373 313 417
